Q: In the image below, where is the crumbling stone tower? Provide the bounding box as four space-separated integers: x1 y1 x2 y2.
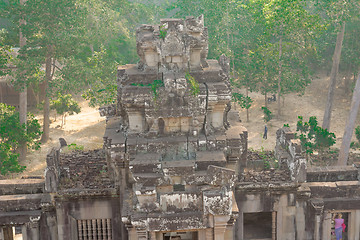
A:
104 15 247 239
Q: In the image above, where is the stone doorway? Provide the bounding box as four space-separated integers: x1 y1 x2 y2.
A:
243 212 273 240
331 212 349 240
162 231 198 240
1 226 23 240
158 118 165 135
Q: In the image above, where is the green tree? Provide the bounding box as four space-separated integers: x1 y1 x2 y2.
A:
232 92 252 122
295 116 336 159
50 93 81 127
0 29 11 104
261 106 272 123
251 0 319 116
80 48 118 107
314 0 360 130
0 103 42 175
222 0 317 114
2 0 87 142
0 29 10 76
75 0 157 107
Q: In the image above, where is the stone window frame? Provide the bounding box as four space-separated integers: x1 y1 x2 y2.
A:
71 217 112 240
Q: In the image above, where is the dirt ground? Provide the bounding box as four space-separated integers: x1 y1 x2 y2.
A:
9 73 360 178
238 73 359 152
10 96 106 178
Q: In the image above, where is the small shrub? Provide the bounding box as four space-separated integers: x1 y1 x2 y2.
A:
261 106 272 122
66 143 84 151
350 126 360 149
159 25 167 40
185 72 200 96
131 79 164 99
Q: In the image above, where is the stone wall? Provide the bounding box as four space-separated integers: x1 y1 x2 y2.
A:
235 182 312 240
275 127 306 183
0 179 44 195
307 165 358 182
45 148 113 192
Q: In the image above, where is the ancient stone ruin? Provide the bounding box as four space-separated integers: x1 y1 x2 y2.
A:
1 16 360 240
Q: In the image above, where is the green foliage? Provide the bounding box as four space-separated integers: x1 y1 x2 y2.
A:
295 116 336 156
355 126 360 143
185 72 200 96
50 93 81 116
81 48 118 107
261 107 272 122
0 29 10 76
131 79 165 99
252 146 278 170
67 143 84 151
232 92 252 110
350 126 360 149
50 93 81 126
159 24 167 40
283 124 290 128
0 143 23 175
0 103 42 175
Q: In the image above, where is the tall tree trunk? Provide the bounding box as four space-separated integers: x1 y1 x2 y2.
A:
265 92 268 108
246 87 249 122
337 72 360 166
0 84 3 102
344 65 352 95
18 0 27 161
277 34 282 116
40 46 52 143
322 22 346 130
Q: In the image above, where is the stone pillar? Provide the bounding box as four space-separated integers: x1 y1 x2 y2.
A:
149 231 156 240
2 226 13 240
272 212 277 240
210 104 225 129
314 215 321 240
205 228 213 240
276 207 283 240
234 212 243 240
23 220 40 240
321 211 332 240
295 201 307 240
197 229 205 240
311 202 323 240
224 224 234 240
127 227 137 240
136 229 148 240
349 210 360 240
213 215 230 240
40 207 58 240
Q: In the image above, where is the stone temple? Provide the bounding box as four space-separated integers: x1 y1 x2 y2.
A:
1 16 360 240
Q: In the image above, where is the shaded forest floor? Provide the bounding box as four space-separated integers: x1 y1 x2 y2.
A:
7 73 360 178
238 73 360 154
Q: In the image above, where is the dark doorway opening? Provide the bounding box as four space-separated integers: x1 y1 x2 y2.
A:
244 212 272 240
163 231 198 240
158 118 165 135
